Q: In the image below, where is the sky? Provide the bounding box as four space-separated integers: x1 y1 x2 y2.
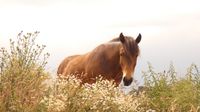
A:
0 0 200 85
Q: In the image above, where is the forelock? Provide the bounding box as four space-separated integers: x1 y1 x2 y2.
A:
124 37 139 56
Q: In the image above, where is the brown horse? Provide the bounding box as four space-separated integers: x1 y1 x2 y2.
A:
57 33 141 86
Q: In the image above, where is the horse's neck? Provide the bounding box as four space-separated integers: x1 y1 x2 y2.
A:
83 42 122 62
109 37 120 42
94 43 121 68
81 43 122 80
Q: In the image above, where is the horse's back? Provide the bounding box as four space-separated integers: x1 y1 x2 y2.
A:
57 55 79 75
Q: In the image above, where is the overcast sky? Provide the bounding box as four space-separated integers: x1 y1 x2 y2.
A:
0 0 200 84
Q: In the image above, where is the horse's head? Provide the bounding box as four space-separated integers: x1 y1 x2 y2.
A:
118 33 141 86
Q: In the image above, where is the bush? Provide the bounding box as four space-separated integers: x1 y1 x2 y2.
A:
42 63 200 112
143 63 200 111
0 31 50 112
41 75 148 112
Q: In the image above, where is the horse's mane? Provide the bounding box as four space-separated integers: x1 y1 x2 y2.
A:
109 36 140 56
109 37 120 42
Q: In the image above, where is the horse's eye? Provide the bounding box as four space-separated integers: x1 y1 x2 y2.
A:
120 52 124 56
120 48 125 56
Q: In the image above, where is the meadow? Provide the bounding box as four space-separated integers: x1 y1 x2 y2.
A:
0 32 199 112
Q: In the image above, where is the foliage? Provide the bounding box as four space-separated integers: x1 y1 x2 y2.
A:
143 63 200 111
0 31 50 112
44 63 200 112
41 75 148 112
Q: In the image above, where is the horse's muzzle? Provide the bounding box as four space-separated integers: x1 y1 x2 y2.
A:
123 77 133 86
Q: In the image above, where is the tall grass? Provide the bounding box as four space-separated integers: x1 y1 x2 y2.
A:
143 63 200 111
0 32 199 112
41 75 147 112
0 31 50 112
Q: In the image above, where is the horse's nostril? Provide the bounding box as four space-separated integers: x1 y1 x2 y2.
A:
123 77 133 86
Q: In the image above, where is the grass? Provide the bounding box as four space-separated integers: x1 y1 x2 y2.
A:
0 31 200 112
143 63 200 111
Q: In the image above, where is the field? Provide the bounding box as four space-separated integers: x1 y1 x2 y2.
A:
0 32 199 112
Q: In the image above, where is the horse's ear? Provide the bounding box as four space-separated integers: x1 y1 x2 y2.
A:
119 33 125 43
136 33 141 44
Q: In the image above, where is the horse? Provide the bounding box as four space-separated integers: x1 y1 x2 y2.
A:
57 33 141 86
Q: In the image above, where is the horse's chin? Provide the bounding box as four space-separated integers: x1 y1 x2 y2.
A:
123 77 133 86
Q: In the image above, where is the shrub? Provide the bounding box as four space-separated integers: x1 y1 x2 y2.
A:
0 31 50 112
42 63 200 112
41 75 147 112
143 63 200 111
